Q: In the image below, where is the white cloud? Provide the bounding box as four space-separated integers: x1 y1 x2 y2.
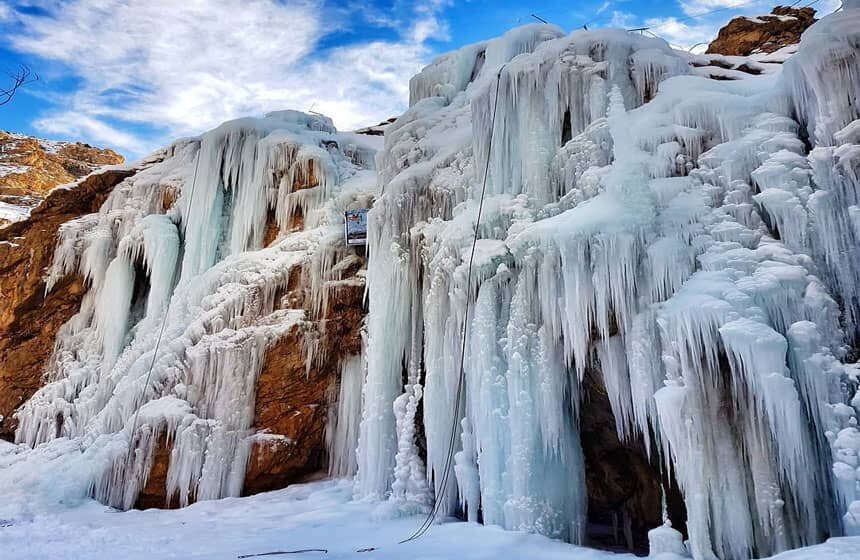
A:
643 16 721 51
608 10 637 29
6 0 444 157
34 110 150 155
679 0 760 17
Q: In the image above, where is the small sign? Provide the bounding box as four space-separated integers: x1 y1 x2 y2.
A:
344 209 368 246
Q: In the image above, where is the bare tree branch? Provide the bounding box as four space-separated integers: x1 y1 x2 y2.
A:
0 65 38 107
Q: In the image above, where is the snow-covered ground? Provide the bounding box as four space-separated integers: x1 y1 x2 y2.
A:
0 477 857 560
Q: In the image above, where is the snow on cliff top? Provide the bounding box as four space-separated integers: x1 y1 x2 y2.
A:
0 130 124 226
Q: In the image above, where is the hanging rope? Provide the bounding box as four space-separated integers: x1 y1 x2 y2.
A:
400 63 506 544
121 143 203 491
238 549 328 558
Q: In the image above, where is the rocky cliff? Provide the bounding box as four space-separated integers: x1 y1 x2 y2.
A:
0 131 123 226
707 6 817 56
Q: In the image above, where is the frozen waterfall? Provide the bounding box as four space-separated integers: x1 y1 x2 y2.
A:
356 8 860 560
7 111 378 510
1 7 859 560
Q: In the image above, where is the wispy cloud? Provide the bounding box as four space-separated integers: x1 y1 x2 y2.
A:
608 10 637 29
2 0 447 157
679 0 759 18
642 16 721 51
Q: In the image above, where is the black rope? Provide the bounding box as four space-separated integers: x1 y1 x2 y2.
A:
400 63 506 544
238 550 328 559
121 142 203 493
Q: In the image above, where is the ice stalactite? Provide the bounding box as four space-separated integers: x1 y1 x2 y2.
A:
11 111 378 510
327 354 366 479
359 9 860 559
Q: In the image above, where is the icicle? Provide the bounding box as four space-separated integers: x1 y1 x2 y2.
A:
327 355 365 478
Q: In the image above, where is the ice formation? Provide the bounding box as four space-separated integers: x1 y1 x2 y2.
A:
354 8 860 560
2 5 860 560
8 110 378 510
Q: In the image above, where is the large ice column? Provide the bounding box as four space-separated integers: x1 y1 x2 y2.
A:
471 29 685 205
356 24 571 504
499 265 587 542
353 231 415 500
805 128 860 337
786 321 860 535
178 114 342 284
409 24 565 107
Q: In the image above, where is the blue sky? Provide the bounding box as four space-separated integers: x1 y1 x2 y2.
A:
0 0 839 159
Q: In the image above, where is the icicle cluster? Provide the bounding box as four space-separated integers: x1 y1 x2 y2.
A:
357 9 860 559
10 111 378 510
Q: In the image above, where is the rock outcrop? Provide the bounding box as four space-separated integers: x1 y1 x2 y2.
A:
0 167 136 439
707 6 817 56
0 131 123 226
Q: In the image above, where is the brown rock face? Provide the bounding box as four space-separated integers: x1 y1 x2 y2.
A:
136 439 177 510
246 275 366 494
0 167 135 439
706 6 816 56
0 131 123 226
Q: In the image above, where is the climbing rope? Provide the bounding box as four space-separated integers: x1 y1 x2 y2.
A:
400 63 506 544
121 143 203 493
238 549 328 558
